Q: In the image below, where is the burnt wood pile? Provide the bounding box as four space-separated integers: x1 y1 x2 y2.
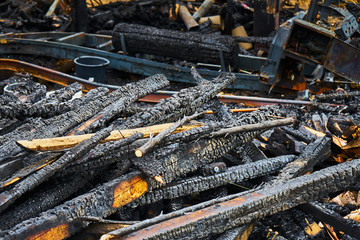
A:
0 70 360 240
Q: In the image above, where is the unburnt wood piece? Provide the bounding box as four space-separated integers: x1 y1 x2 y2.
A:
0 127 112 214
135 112 205 158
272 137 331 184
112 23 239 65
18 123 202 151
179 4 199 30
315 90 360 101
130 155 296 207
105 159 360 240
119 73 235 129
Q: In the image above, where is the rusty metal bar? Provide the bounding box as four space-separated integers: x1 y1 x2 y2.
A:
0 58 118 91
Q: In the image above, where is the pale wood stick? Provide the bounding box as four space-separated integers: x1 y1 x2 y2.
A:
210 118 294 138
17 122 203 151
135 112 205 157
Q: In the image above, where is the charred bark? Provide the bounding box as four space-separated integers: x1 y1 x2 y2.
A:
0 127 112 213
0 82 83 119
281 126 314 144
3 171 149 240
232 36 273 44
132 106 281 182
2 107 281 239
112 23 239 66
300 202 360 239
272 137 331 184
130 155 296 207
0 74 168 162
119 73 235 129
0 87 109 163
59 133 144 176
135 112 205 158
74 75 169 134
108 158 360 240
0 172 93 231
315 90 360 102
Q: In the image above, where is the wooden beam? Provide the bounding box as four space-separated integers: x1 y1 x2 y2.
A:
17 123 203 151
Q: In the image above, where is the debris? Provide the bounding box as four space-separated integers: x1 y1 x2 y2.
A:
2 0 360 239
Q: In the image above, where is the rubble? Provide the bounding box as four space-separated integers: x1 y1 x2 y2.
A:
2 0 360 239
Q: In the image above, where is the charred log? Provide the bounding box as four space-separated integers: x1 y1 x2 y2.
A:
106 158 360 240
118 73 235 129
0 172 93 230
74 76 169 134
300 202 360 239
0 87 109 163
0 74 168 162
281 126 314 144
0 127 112 213
130 155 296 207
315 90 360 102
272 137 331 184
132 106 281 182
59 133 144 176
3 171 149 240
0 83 83 119
112 23 239 66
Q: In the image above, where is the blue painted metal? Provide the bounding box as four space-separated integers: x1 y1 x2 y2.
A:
0 33 273 92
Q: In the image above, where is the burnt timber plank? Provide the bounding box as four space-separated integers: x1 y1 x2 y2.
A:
119 72 236 129
0 74 169 162
3 107 280 239
105 159 360 240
